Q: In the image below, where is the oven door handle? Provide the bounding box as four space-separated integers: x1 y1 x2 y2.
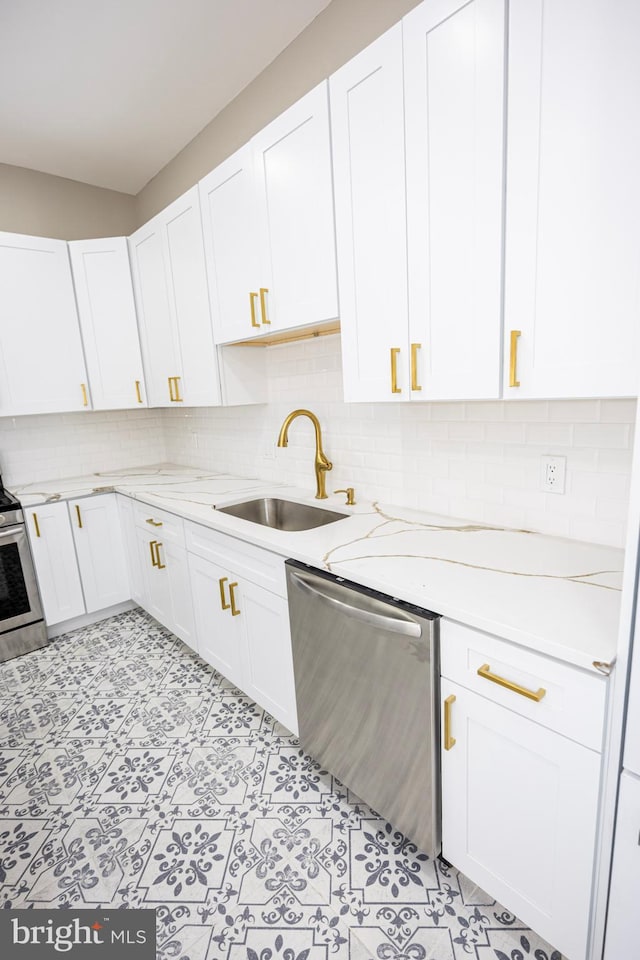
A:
0 524 25 539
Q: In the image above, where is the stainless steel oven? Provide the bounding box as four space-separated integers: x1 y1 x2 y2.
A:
0 488 47 661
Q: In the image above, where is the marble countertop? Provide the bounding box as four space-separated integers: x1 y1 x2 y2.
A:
12 464 624 672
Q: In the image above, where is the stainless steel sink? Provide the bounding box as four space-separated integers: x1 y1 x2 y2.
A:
216 497 348 531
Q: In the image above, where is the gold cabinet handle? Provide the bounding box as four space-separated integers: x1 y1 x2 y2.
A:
32 513 41 538
334 487 356 506
259 287 270 325
75 504 83 528
444 694 456 750
410 343 422 391
219 576 230 610
390 347 401 394
477 663 546 702
135 380 142 404
229 581 240 616
509 330 521 387
250 291 260 328
168 376 175 401
81 383 88 407
146 518 163 527
149 540 158 567
154 542 166 569
172 376 183 402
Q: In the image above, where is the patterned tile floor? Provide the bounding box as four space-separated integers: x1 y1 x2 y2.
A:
0 608 563 960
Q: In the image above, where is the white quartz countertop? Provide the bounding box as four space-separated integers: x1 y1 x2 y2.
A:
13 464 624 672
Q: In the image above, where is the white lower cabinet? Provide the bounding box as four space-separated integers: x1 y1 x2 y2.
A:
117 495 145 605
186 522 298 733
24 503 85 626
68 494 129 613
440 620 605 960
133 523 196 652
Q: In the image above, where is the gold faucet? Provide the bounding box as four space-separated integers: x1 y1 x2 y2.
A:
277 409 332 499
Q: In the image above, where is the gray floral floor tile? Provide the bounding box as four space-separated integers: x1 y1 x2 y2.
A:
0 608 563 959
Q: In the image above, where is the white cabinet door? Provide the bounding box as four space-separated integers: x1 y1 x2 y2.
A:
252 81 338 336
130 187 221 407
117 495 145 606
69 237 146 409
404 0 505 400
189 552 244 687
24 503 85 626
239 580 298 734
604 770 640 959
330 26 408 402
129 222 180 406
0 232 89 415
68 495 129 614
504 0 640 398
137 531 196 650
199 145 262 345
441 678 600 960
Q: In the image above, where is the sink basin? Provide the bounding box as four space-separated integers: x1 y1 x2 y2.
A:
216 497 348 531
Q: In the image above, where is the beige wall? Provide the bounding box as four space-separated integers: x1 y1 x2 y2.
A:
0 163 136 239
135 0 421 224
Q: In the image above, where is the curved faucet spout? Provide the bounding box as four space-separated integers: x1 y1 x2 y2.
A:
277 408 332 499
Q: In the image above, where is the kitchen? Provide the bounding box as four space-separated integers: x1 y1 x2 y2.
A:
0 1 638 958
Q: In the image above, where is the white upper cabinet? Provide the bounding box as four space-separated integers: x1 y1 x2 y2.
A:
330 25 408 403
504 0 640 398
0 232 90 415
200 81 338 344
129 186 221 407
69 237 146 410
404 0 505 400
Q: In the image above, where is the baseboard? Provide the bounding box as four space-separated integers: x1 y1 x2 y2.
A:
46 601 137 639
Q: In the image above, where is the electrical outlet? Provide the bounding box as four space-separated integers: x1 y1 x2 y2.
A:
541 455 566 494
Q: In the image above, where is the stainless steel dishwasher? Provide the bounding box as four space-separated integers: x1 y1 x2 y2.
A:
286 559 440 857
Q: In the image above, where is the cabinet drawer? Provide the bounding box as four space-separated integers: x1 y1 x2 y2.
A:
131 499 185 546
185 520 286 596
440 619 606 751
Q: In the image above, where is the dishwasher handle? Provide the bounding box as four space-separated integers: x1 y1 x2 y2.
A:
289 569 422 638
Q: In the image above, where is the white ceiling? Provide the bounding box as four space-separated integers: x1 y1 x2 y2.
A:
0 0 331 194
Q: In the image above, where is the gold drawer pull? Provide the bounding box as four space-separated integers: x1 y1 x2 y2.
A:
149 540 158 567
81 383 89 407
168 376 175 401
410 342 422 391
135 380 142 404
390 347 401 394
219 576 230 611
154 542 166 569
229 581 240 616
259 287 270 325
444 694 456 750
477 663 546 702
146 518 163 527
32 513 41 538
75 504 83 528
172 376 183 402
509 330 521 387
250 291 260 328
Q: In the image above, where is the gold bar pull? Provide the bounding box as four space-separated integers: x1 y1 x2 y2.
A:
145 518 163 527
81 383 88 407
444 694 456 750
32 513 41 538
509 330 521 387
75 504 83 528
135 380 142 404
168 377 175 402
219 576 230 611
410 342 422 391
477 663 546 702
229 581 240 616
390 347 401 394
172 376 183 402
149 540 158 567
259 287 270 325
250 291 260 328
593 660 612 676
154 542 166 569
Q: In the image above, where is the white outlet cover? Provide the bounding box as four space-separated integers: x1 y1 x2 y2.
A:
541 455 566 494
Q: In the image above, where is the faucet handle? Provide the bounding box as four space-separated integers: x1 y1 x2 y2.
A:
334 487 356 506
